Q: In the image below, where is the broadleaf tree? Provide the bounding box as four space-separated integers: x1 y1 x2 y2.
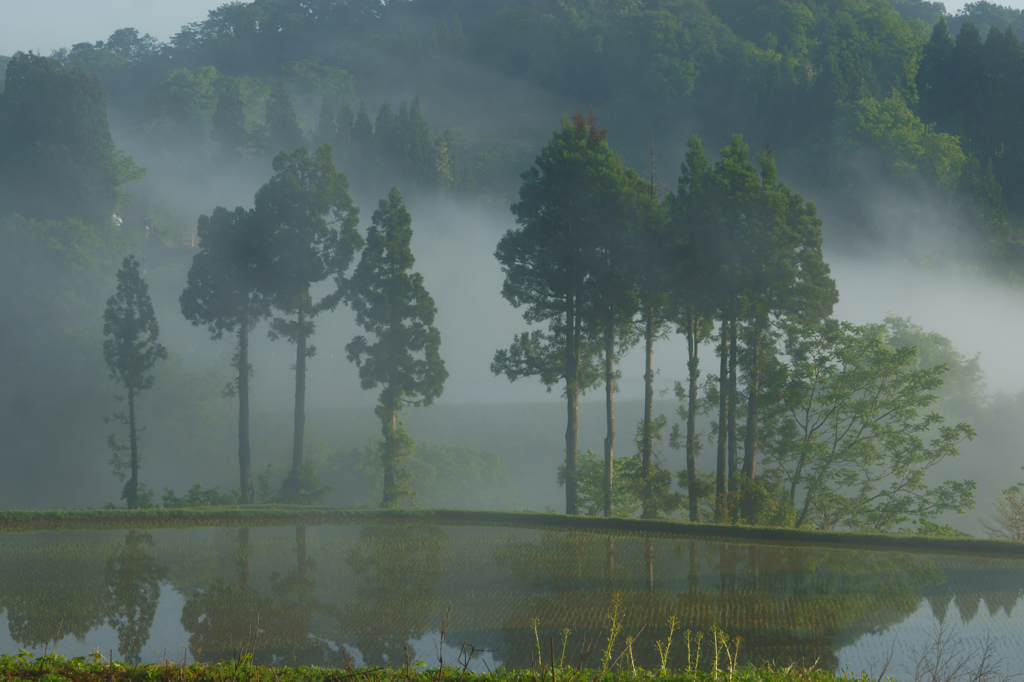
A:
103 255 167 508
346 188 448 508
180 206 273 503
765 319 977 531
256 144 362 502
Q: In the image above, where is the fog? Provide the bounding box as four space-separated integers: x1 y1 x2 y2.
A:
4 1 1024 540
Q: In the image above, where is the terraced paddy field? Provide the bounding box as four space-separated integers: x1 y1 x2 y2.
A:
1 514 1022 680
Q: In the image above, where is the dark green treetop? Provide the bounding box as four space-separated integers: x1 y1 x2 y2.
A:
180 206 272 339
256 144 362 319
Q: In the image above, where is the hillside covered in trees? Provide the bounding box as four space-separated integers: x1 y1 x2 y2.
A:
3 0 1024 533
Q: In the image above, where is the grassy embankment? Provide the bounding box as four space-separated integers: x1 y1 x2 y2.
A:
1 507 1023 557
0 651 880 682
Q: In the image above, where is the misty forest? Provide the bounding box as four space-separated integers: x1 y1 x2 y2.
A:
9 0 1024 539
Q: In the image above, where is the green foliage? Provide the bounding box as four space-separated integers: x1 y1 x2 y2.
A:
144 66 218 142
278 59 354 104
212 77 248 158
161 485 241 508
981 480 1024 540
0 52 121 223
882 315 986 421
299 440 520 510
558 449 643 517
834 92 966 188
765 320 977 532
256 462 333 505
631 416 682 519
713 477 796 528
265 78 303 155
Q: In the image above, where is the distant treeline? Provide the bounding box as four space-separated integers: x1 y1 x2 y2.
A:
4 0 1024 271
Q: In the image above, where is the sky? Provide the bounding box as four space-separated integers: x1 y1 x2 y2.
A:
4 0 1024 57
0 0 223 56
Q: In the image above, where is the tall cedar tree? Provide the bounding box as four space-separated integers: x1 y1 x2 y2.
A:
494 111 621 515
256 145 362 501
265 79 303 156
632 150 672 519
180 206 273 503
719 137 838 482
584 148 653 518
668 135 728 520
346 188 448 508
103 255 167 508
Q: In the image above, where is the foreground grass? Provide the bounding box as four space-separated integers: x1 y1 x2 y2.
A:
0 653 878 682
1 507 1023 557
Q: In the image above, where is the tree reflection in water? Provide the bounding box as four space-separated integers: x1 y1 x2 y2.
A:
1 524 1023 676
181 527 333 666
493 530 951 673
328 524 447 667
181 528 268 662
0 534 108 648
104 531 166 663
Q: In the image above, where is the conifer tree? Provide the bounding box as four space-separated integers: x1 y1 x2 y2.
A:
493 111 620 514
212 77 247 159
346 188 447 508
180 206 273 503
257 145 362 501
265 78 303 155
103 255 167 508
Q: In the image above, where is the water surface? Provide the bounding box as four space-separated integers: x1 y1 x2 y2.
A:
1 523 1021 680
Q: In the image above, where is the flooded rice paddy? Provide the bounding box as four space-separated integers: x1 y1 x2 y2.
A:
1 523 1022 680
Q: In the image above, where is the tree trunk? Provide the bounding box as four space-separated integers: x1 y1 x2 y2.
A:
685 309 700 522
289 302 307 500
641 305 655 518
743 322 763 480
564 294 580 515
727 320 738 492
603 310 615 518
382 404 399 507
127 384 138 509
237 315 253 504
715 321 729 521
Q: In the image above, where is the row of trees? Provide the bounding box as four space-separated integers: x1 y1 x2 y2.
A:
494 112 975 531
103 144 446 507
